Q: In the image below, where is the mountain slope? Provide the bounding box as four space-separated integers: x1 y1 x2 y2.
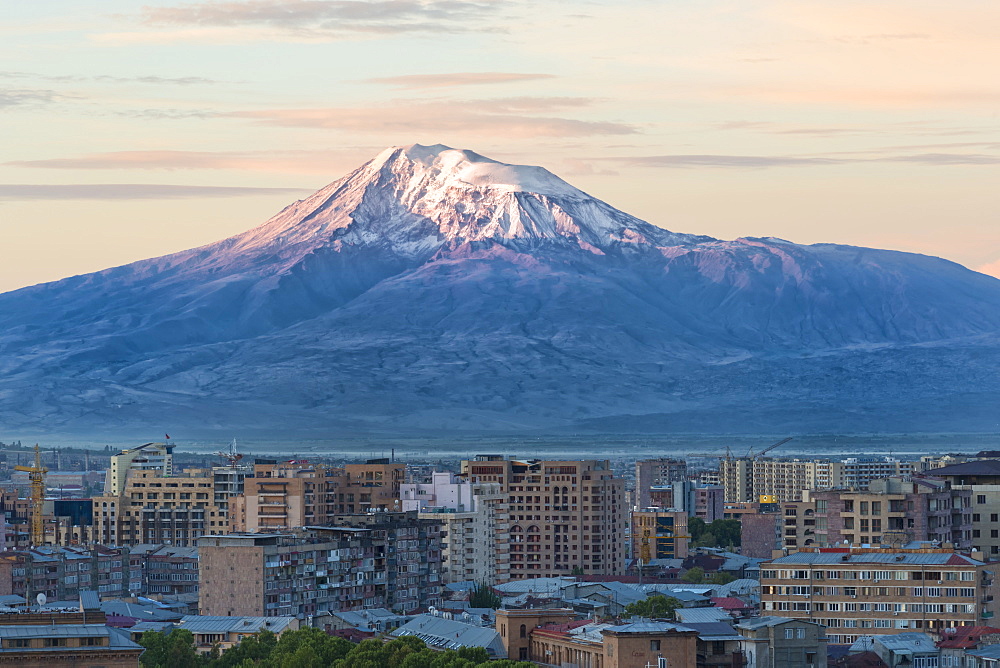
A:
1 144 999 437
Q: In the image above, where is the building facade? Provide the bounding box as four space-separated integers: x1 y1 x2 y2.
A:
401 471 510 584
761 546 1000 644
722 456 915 503
462 457 625 579
635 459 687 510
198 513 443 617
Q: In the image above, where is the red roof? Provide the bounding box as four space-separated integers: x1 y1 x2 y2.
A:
936 625 1000 649
710 597 750 611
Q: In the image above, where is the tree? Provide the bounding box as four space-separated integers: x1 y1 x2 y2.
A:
469 581 501 609
262 627 353 668
623 594 681 620
708 571 735 585
681 566 704 584
139 629 201 668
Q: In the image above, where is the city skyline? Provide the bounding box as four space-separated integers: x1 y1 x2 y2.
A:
3 1 999 293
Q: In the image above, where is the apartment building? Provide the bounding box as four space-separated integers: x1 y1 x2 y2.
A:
461 456 625 579
635 458 687 510
761 546 1000 644
401 471 510 584
0 545 129 600
804 476 972 549
722 456 915 503
106 442 173 496
231 459 405 533
93 467 232 546
929 460 1000 560
631 510 689 561
198 513 443 617
127 544 199 597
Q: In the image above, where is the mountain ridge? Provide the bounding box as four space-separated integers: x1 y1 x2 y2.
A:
1 143 998 437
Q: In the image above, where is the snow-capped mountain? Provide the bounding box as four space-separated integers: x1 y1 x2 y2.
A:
1 144 999 437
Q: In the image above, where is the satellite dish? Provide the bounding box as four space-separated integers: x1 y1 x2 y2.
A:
36 593 46 607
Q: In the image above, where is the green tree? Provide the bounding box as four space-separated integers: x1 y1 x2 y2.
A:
708 571 735 585
681 566 705 583
469 581 502 609
623 594 681 620
213 630 278 667
262 627 353 668
687 517 706 543
140 628 201 668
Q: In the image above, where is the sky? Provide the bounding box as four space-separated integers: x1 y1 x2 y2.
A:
2 0 999 293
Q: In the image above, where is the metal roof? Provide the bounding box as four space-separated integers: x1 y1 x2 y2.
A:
675 608 733 624
0 624 140 650
968 644 1000 659
392 614 505 657
179 615 296 634
769 551 981 566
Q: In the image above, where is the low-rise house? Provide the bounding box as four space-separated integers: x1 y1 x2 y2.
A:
736 615 828 668
683 621 746 667
496 609 700 667
675 607 734 625
937 625 1000 667
176 615 298 654
965 644 1000 667
326 608 411 634
393 613 506 658
0 624 143 667
849 633 939 667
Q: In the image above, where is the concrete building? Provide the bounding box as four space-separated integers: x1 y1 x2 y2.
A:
736 616 828 668
127 544 199 597
198 514 443 618
929 460 1000 560
93 467 228 546
106 442 173 496
496 608 700 667
401 471 510 584
0 545 129 600
635 459 687 510
462 456 626 579
761 546 1000 644
393 614 506 658
231 459 405 533
722 456 915 503
694 486 725 523
631 510 689 561
805 476 972 550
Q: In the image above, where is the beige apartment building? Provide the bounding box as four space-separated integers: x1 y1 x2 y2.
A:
462 457 625 579
761 546 1000 645
929 460 1000 560
722 456 915 503
231 459 405 533
631 509 689 561
93 467 230 546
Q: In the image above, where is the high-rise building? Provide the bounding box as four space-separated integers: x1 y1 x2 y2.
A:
106 442 173 496
722 456 915 503
634 458 687 510
401 471 509 584
920 460 1000 560
461 456 625 579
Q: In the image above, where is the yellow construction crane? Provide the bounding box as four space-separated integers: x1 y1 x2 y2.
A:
14 444 47 546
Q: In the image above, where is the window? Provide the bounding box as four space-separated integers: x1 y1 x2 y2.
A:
978 495 987 504
519 624 526 638
650 640 661 651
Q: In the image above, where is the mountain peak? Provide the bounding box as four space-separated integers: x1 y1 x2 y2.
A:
370 143 586 198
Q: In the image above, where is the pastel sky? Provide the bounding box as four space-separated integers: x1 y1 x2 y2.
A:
2 0 999 293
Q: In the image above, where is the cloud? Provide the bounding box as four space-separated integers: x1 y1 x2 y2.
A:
0 184 309 201
225 97 637 137
360 72 556 90
605 151 1000 169
611 154 841 169
7 149 350 174
128 0 502 39
0 88 60 108
0 71 219 85
978 261 1000 280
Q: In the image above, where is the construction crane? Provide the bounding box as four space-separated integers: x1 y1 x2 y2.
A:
14 444 48 546
214 439 245 467
745 437 792 460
